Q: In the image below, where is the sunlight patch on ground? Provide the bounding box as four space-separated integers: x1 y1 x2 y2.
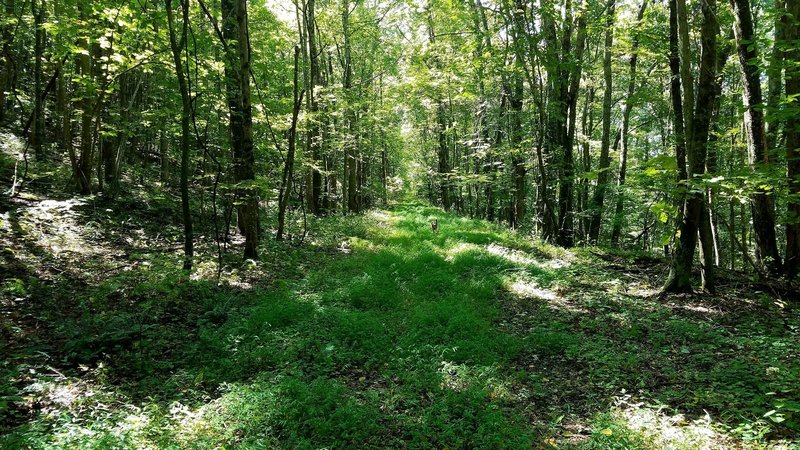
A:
18 373 222 448
485 243 537 265
609 396 758 449
444 242 481 261
485 242 573 271
16 198 96 257
507 277 557 301
349 236 379 252
190 259 250 290
169 401 215 444
21 376 151 446
438 361 513 401
503 275 589 314
555 396 764 449
367 210 394 228
672 303 722 315
628 285 662 298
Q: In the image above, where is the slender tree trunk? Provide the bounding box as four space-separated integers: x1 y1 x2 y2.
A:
426 7 451 212
60 83 74 165
786 0 800 277
0 0 13 123
730 198 736 270
57 45 72 170
676 0 694 139
588 0 615 245
538 5 563 241
611 0 648 247
222 0 258 258
705 38 733 268
668 0 688 183
557 0 588 247
468 0 487 218
166 0 194 270
509 74 525 228
159 128 169 183
579 87 595 241
767 0 786 152
277 47 304 240
731 0 783 274
31 0 45 157
343 0 359 213
435 103 451 210
663 0 719 293
76 6 93 194
306 0 323 214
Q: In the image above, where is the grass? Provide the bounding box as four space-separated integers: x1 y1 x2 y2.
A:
2 199 800 448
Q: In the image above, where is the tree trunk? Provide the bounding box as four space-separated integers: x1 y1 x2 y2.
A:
731 0 783 275
509 72 525 228
766 0 786 152
579 86 595 241
675 0 694 138
277 47 304 240
668 0 688 183
588 0 615 245
786 0 800 278
222 0 258 259
159 128 169 183
611 0 648 247
539 4 564 241
31 0 45 158
0 0 13 123
57 44 72 171
663 0 719 293
557 0 588 247
76 5 93 194
306 0 323 215
166 0 194 270
343 0 359 213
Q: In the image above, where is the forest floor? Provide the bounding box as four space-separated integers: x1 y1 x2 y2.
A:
2 153 800 448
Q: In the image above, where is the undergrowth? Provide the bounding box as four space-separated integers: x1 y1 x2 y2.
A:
1 201 799 448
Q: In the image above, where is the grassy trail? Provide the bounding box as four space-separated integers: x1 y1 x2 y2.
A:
2 203 799 448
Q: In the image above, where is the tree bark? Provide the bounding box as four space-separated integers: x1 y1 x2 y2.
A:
306 0 323 215
76 6 93 194
222 0 258 259
557 0 588 247
786 0 800 277
588 0 615 245
510 74 525 228
55 0 71 171
31 0 45 157
675 0 694 137
767 0 786 152
277 47 304 240
579 86 595 241
0 0 13 123
663 0 719 293
343 0 359 213
539 3 564 241
611 0 648 247
159 127 169 183
166 0 194 270
730 0 783 275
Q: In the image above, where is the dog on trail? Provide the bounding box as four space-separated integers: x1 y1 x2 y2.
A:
431 219 438 233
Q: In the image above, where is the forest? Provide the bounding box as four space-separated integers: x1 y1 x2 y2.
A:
1 0 800 447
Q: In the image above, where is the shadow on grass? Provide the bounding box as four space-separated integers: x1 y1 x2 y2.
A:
1 202 798 448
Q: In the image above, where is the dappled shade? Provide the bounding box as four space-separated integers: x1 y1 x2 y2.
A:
3 202 798 448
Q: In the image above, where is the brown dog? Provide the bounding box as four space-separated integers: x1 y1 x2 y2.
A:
431 219 438 233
